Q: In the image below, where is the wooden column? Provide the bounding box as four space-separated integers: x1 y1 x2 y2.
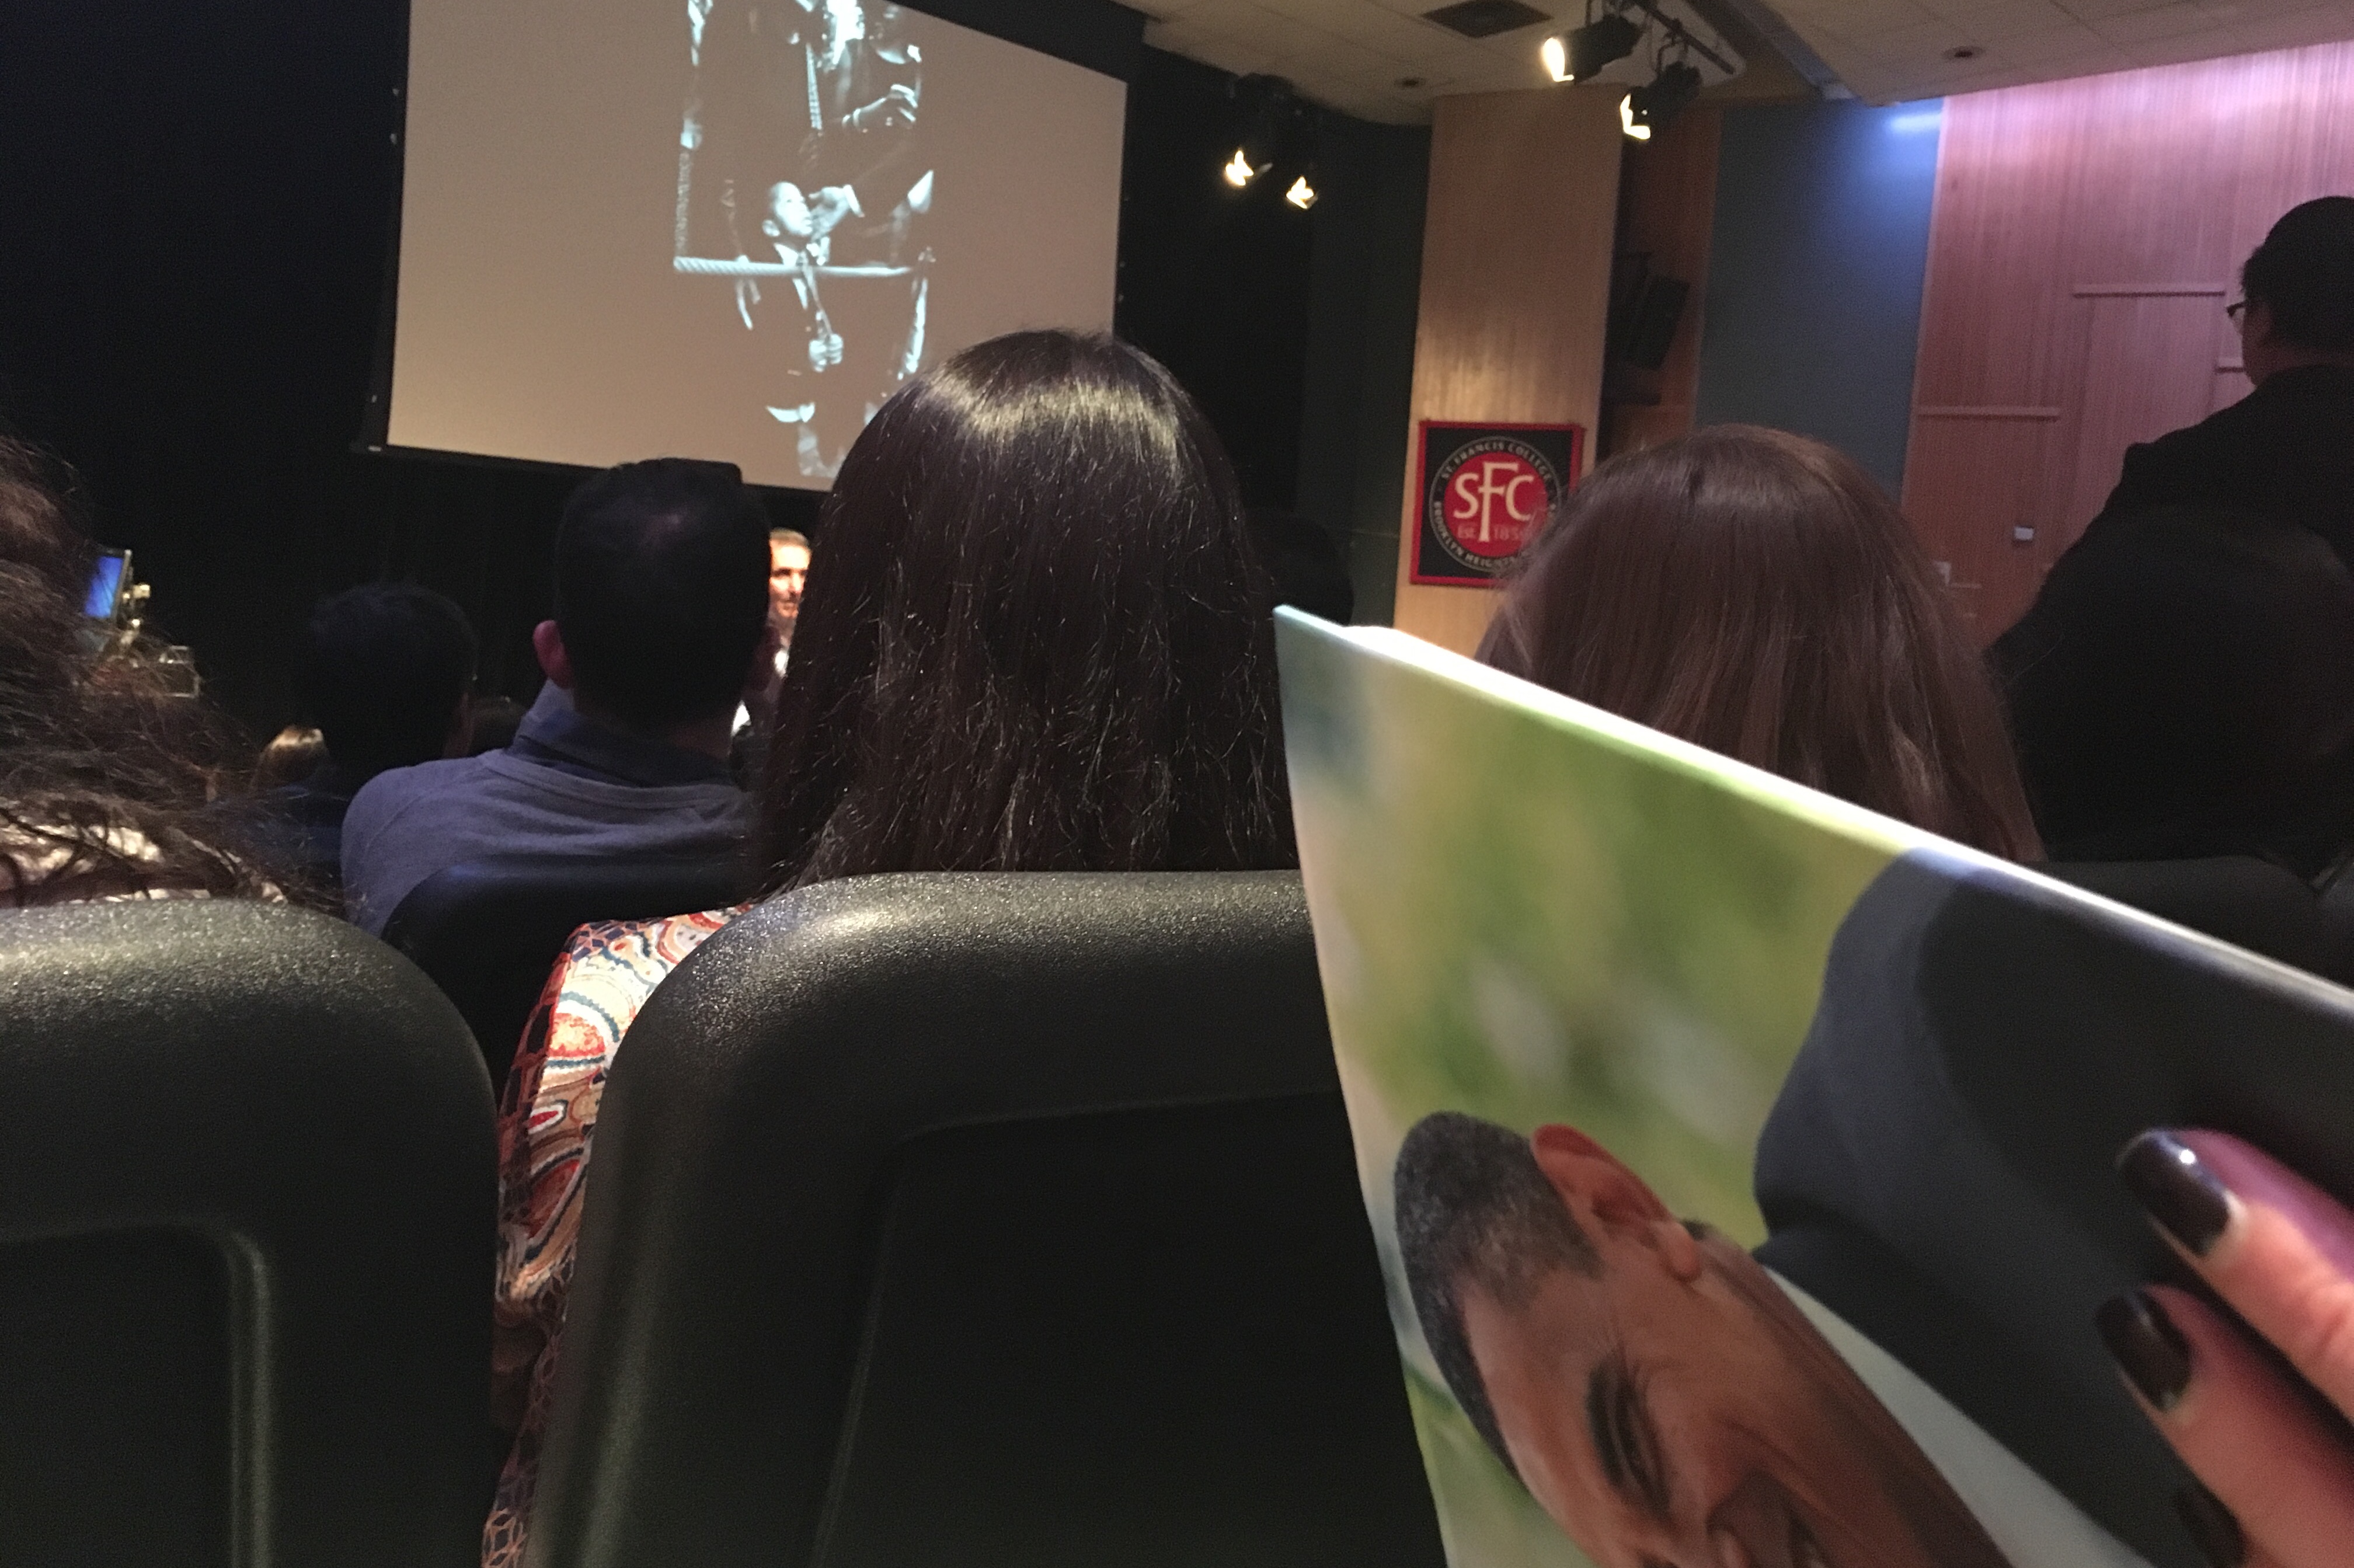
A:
1601 106 1722 459
1393 86 1625 656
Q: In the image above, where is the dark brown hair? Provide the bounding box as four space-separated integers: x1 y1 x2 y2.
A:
553 458 771 733
1478 425 2040 859
757 330 1296 891
0 437 276 903
2242 196 2354 354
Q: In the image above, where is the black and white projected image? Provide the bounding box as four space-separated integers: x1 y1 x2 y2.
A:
680 0 934 480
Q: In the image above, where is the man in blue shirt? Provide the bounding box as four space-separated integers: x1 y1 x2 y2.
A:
342 459 773 935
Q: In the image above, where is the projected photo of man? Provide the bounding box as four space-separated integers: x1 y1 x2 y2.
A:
1394 1113 2015 1568
687 0 933 479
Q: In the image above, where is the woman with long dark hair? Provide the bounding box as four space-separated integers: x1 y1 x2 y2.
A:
484 330 1296 1563
758 327 1294 885
1479 424 2041 860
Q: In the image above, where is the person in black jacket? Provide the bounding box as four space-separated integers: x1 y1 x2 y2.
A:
1993 503 2354 878
2074 196 2354 563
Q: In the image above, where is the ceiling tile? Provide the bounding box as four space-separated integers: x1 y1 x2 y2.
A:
1300 1 1451 58
2055 0 2185 21
1183 30 1289 72
2092 2 2223 40
1840 16 1977 58
1806 0 1944 36
2234 4 2354 43
2119 26 2239 58
1998 19 2137 57
1918 0 2074 30
1265 0 1405 41
1284 27 1441 79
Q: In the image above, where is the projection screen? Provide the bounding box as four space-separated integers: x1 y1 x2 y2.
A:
385 0 1127 489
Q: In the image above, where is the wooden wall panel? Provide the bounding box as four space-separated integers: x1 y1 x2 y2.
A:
1903 39 2354 639
1902 416 2052 630
1392 88 1624 656
2061 292 2232 526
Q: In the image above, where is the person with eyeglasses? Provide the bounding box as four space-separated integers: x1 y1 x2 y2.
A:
1991 198 2354 865
2064 197 2354 567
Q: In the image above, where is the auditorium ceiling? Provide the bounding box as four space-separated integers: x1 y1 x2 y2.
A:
1135 0 2354 117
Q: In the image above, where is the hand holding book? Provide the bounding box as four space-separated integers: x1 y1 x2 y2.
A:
2103 1131 2354 1568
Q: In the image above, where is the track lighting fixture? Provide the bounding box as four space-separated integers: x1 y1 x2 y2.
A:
1222 75 1322 212
1561 9 1642 80
1625 58 1702 136
1545 0 1738 96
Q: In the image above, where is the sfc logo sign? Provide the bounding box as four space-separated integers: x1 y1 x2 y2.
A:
1412 421 1583 587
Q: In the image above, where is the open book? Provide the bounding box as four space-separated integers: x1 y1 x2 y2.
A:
1276 609 2354 1568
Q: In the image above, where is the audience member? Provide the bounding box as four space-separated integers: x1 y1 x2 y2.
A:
340 459 771 935
730 526 812 771
250 726 328 792
0 438 276 904
239 584 478 891
481 330 1296 1566
1248 507 1354 624
1479 424 2042 859
2073 197 2354 564
768 525 810 659
1995 504 2354 878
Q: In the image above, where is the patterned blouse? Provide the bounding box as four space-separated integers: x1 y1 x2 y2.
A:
482 906 745 1568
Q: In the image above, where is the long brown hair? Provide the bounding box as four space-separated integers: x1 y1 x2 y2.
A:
757 330 1297 892
1478 426 2040 859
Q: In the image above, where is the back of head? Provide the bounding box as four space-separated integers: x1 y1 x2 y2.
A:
1480 425 2040 859
553 458 771 733
298 584 477 778
1999 504 2354 870
761 329 1296 887
1248 508 1355 625
2242 196 2354 354
253 726 329 792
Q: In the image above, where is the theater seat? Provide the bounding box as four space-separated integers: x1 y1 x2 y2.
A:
2042 856 2354 988
0 901 493 1568
531 872 1446 1568
382 853 750 1093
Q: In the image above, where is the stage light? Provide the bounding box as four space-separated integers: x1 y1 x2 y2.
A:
1285 174 1318 210
1540 34 1571 82
1223 148 1259 186
1618 91 1650 140
1625 58 1702 135
1565 9 1642 79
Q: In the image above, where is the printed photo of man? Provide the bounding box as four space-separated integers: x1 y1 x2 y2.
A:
1394 1112 2134 1568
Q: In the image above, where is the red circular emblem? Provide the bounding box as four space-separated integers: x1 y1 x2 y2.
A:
1427 438 1558 572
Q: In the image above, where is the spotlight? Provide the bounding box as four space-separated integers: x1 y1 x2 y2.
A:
1224 148 1260 187
1625 58 1702 135
1618 91 1650 140
1285 174 1318 210
1563 9 1642 80
1540 34 1571 82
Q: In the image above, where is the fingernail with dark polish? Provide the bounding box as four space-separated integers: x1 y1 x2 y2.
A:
2119 1130 2233 1257
2096 1288 2192 1411
2172 1478 2245 1568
